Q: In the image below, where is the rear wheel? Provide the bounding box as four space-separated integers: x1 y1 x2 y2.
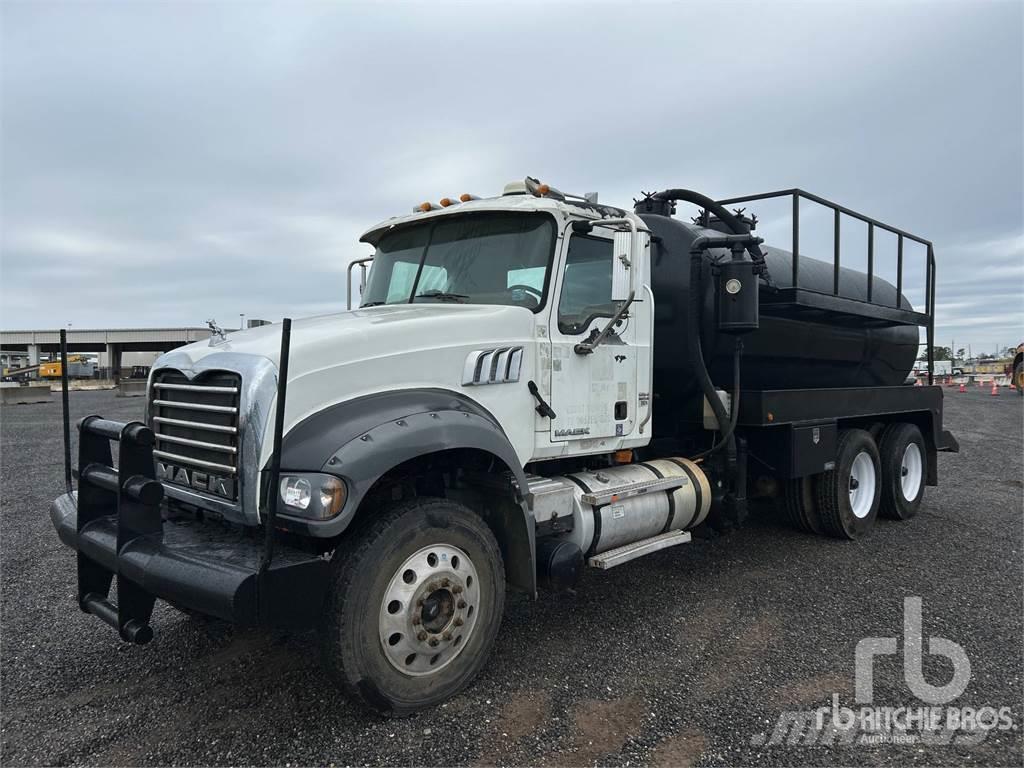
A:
817 429 881 539
318 497 505 715
782 476 822 534
878 423 926 520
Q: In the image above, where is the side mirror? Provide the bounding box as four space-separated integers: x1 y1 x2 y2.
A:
611 230 633 302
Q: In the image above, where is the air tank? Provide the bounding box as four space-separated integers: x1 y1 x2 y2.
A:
638 211 919 427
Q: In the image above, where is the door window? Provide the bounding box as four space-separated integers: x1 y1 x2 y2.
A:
557 235 615 334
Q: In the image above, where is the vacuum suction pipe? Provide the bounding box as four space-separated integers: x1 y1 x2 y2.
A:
688 246 738 463
652 189 765 260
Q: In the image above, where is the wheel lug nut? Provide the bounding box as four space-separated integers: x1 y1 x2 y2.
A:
441 578 451 588
417 631 427 641
454 617 464 627
442 631 452 641
457 600 467 609
416 598 424 607
429 637 440 647
412 615 421 625
452 585 463 594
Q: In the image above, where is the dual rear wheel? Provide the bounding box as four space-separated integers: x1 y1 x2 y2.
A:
784 423 926 539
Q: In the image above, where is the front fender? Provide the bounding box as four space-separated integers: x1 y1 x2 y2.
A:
278 389 535 593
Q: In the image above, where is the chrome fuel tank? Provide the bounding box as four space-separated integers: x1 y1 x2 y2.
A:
558 457 710 556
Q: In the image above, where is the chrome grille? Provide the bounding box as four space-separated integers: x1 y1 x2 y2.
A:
149 370 241 499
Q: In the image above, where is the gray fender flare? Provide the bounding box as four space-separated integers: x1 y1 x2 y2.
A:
280 389 536 594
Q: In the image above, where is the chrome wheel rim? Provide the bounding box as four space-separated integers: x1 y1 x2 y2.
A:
900 443 923 501
849 451 877 519
379 544 480 677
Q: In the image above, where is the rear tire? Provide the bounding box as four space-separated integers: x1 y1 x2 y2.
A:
318 497 505 715
782 476 822 534
878 423 926 520
817 429 881 540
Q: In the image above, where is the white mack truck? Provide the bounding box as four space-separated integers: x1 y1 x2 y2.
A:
50 177 958 714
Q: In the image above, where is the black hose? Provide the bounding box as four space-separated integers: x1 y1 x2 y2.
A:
692 338 742 460
687 249 738 462
653 189 765 260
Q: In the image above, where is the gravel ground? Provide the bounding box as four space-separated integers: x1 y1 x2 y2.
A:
1 387 1021 767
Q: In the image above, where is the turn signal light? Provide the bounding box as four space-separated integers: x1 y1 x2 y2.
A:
614 450 633 464
537 183 550 196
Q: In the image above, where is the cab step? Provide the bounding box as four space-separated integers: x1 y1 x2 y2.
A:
579 475 688 506
587 529 691 569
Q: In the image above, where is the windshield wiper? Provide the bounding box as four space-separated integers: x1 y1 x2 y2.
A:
360 301 386 307
413 291 470 303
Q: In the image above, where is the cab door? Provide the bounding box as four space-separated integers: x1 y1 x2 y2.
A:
548 228 638 444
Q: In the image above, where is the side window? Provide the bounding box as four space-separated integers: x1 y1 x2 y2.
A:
557 236 614 334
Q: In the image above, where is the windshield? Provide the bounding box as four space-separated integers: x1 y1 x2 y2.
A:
361 212 555 310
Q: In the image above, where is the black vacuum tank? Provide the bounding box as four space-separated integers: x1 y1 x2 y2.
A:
639 211 919 423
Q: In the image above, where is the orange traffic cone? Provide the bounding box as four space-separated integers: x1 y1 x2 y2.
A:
990 382 999 396
959 383 966 393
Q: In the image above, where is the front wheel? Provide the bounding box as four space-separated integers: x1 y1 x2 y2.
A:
318 497 505 715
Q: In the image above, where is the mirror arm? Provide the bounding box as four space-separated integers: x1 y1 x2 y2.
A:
347 256 375 309
574 290 636 355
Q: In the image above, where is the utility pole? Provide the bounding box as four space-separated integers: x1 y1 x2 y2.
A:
239 313 245 332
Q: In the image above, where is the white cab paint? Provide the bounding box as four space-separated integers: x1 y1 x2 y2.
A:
155 195 655 488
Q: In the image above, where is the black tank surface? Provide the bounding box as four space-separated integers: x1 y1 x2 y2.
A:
640 212 919 425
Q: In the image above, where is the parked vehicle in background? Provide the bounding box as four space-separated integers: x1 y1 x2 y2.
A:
1009 343 1024 395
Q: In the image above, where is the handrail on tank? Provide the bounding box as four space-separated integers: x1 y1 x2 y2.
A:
715 188 936 384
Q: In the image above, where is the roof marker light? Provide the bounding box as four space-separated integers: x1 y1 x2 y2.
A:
439 197 457 207
415 202 438 213
459 193 479 202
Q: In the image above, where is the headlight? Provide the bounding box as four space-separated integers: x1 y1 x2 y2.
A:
278 473 346 520
280 477 311 510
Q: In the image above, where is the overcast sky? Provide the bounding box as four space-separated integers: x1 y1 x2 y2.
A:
2 1 1021 354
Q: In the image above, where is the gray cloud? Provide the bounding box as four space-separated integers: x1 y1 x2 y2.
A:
2 0 1021 352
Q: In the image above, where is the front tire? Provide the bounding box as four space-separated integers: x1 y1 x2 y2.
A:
817 429 881 539
318 497 505 715
878 423 926 520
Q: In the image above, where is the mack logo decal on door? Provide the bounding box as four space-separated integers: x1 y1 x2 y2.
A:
554 427 590 438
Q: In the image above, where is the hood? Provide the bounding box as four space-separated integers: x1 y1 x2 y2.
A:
159 303 535 376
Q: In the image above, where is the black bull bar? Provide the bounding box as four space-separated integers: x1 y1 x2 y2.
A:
50 322 327 645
